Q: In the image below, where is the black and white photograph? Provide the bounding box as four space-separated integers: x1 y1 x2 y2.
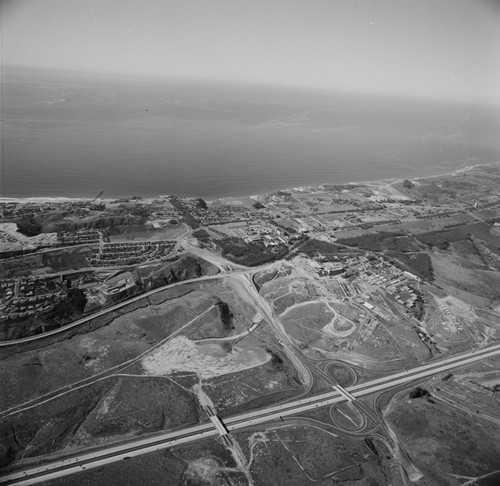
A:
1 1 500 485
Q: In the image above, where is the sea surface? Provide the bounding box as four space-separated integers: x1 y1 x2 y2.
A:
3 66 500 199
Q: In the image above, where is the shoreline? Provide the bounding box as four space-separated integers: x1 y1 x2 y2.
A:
0 162 497 206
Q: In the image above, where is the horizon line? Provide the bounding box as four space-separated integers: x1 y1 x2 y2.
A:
3 63 499 108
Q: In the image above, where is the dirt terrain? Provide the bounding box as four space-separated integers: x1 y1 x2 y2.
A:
0 278 303 469
2 165 500 484
384 357 500 486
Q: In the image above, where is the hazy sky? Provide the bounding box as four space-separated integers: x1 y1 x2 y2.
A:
2 0 500 103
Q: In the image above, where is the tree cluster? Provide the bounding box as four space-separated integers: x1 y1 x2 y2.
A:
215 237 288 266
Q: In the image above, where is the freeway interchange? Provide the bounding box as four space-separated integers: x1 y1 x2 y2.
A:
2 235 500 485
2 343 500 485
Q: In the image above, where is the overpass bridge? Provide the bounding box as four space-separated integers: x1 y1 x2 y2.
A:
2 343 500 485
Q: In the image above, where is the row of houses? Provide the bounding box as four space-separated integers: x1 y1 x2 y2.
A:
57 229 101 245
90 240 175 266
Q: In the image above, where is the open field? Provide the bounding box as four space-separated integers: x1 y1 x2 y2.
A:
68 375 199 448
237 421 391 485
109 223 186 241
256 259 432 368
0 275 306 470
415 222 500 253
431 253 500 307
40 422 393 485
0 253 219 341
0 280 260 409
0 375 199 467
39 437 244 486
202 345 302 415
2 164 500 484
385 357 500 485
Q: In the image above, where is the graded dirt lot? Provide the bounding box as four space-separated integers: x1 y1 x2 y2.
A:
3 164 500 484
0 286 219 410
0 275 306 469
256 260 432 368
202 350 302 415
281 301 336 337
141 335 271 379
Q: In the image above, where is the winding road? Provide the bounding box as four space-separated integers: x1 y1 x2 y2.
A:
2 343 499 485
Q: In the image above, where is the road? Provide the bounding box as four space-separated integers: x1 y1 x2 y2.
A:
2 343 499 485
231 272 313 388
0 273 223 347
0 237 274 347
0 304 218 421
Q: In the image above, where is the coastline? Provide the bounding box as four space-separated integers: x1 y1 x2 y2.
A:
0 162 497 206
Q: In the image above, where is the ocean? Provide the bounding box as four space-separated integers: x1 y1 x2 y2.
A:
2 67 500 199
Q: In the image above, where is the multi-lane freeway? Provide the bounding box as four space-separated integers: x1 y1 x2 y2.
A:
2 343 499 486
